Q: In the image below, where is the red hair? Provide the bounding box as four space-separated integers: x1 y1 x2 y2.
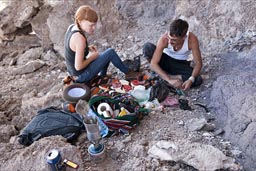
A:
75 5 98 31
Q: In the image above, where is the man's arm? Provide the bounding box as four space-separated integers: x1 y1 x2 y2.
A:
182 32 202 90
150 34 169 80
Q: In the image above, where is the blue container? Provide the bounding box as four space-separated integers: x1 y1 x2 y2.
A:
88 109 109 137
46 149 65 171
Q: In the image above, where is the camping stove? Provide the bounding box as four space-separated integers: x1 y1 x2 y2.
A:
84 116 105 163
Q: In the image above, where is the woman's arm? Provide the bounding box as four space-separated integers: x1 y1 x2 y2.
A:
70 33 99 71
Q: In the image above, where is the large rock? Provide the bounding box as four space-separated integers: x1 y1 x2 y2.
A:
148 140 240 171
30 5 53 50
0 124 18 143
210 46 256 170
0 136 85 171
0 0 43 35
46 3 73 57
16 47 43 65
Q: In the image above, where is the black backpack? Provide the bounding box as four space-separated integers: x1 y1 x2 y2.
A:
18 106 85 146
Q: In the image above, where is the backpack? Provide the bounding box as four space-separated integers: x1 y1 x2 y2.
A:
88 93 149 136
18 106 85 146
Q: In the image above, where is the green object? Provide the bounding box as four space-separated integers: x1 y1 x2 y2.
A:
176 89 185 96
88 93 149 136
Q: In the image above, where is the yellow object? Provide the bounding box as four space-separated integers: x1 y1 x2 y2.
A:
63 159 79 169
118 107 127 117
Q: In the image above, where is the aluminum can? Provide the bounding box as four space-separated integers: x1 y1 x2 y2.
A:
46 149 65 171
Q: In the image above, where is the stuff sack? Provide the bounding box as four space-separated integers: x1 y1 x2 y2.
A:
88 93 149 136
149 80 170 102
18 106 85 146
123 55 141 72
149 79 180 102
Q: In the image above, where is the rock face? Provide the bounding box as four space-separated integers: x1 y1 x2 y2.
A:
0 0 43 37
0 0 256 170
210 47 256 171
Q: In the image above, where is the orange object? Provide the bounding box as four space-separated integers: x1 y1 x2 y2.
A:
67 103 76 113
99 84 109 91
63 76 73 85
63 159 79 169
143 75 149 80
91 87 100 95
112 79 119 84
62 102 76 113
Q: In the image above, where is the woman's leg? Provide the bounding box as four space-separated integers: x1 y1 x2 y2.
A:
98 48 129 75
76 48 129 83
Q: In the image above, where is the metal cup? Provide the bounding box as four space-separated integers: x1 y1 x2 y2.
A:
84 116 101 143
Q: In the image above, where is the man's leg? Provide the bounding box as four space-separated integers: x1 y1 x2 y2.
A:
161 57 203 87
143 42 202 87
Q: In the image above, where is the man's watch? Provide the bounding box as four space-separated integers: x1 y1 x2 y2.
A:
188 76 195 83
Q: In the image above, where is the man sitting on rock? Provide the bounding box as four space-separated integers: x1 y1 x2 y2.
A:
143 19 203 90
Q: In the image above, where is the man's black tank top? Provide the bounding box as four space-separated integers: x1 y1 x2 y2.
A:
64 24 89 76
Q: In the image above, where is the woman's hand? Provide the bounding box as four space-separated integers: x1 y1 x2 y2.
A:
89 45 97 51
90 50 99 60
88 45 99 60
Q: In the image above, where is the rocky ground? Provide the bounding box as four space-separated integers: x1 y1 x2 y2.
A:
0 0 256 171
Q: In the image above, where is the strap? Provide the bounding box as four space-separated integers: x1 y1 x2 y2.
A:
37 106 85 126
70 30 86 38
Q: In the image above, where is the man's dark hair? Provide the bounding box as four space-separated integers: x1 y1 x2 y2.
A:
169 19 189 37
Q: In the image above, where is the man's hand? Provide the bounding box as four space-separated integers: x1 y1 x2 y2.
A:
167 78 182 88
181 80 193 91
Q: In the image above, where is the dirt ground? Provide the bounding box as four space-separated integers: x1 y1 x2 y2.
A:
0 38 242 171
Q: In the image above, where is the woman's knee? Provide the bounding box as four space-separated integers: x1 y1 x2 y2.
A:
101 48 118 59
105 48 116 55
